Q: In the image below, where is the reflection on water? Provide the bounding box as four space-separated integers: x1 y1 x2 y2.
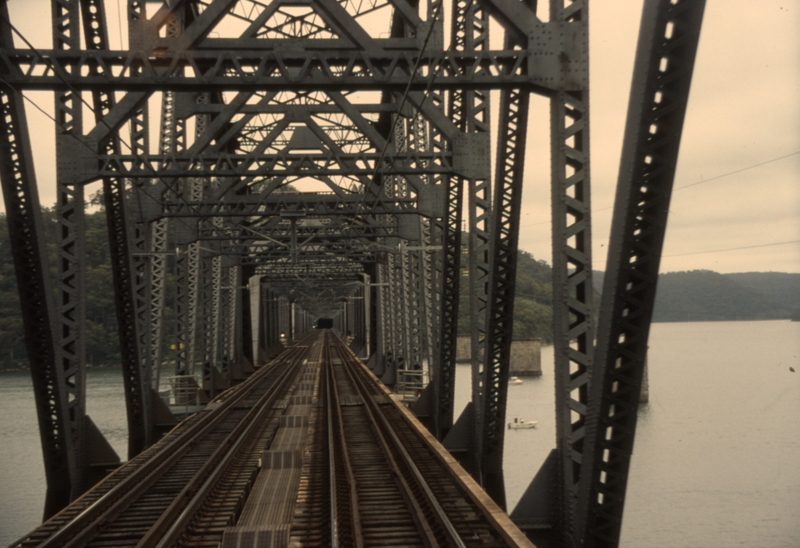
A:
1 321 798 547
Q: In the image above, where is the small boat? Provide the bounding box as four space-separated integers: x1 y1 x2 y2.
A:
508 418 537 429
509 376 524 385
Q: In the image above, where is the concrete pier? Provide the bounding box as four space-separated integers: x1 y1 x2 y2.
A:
509 339 542 377
640 357 649 403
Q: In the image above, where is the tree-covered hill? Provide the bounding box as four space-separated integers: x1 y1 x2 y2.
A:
657 270 799 322
457 249 555 343
651 270 792 322
724 272 800 313
594 269 798 322
0 209 122 369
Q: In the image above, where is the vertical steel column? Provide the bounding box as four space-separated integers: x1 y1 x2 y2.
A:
227 264 239 369
421 1 445 392
373 263 386 371
575 3 706 546
361 273 372 358
290 300 296 342
52 0 88 496
146 218 168 392
258 285 266 357
241 263 261 367
127 0 157 390
548 0 595 541
249 275 261 365
81 0 149 455
267 288 275 351
218 263 231 372
142 2 187 394
404 115 430 374
239 265 255 369
377 259 393 375
399 245 413 367
0 3 69 516
175 248 189 375
429 0 473 441
211 253 222 368
183 91 208 376
464 1 492 481
479 32 531 508
392 120 411 374
389 250 406 382
420 218 436 383
201 249 215 367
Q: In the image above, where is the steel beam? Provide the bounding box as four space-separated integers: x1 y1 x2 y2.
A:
81 0 150 458
0 3 70 517
0 47 582 93
575 3 706 546
547 0 595 542
480 83 530 509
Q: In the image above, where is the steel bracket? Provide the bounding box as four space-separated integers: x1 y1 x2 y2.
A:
417 184 446 219
453 133 490 180
56 135 98 185
528 21 588 91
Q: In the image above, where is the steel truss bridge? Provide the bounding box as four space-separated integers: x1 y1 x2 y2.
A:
0 0 705 546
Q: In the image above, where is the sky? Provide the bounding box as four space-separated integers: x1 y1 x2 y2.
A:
3 0 799 274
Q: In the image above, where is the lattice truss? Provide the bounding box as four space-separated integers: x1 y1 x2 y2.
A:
0 0 706 546
1 0 579 519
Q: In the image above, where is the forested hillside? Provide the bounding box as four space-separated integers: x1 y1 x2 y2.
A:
0 209 125 369
457 249 555 343
651 270 788 321
594 269 798 322
724 272 800 313
652 270 799 322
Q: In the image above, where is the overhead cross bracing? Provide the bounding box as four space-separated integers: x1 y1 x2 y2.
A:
0 1 706 547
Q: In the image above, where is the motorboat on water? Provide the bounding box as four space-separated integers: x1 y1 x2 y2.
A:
508 418 537 429
509 376 524 385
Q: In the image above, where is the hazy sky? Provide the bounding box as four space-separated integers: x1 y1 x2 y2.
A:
4 0 799 274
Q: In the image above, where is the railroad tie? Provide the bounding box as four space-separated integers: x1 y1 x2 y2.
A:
220 524 290 548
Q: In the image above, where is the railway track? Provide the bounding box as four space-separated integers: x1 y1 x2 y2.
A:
12 337 316 548
14 331 530 547
314 331 516 547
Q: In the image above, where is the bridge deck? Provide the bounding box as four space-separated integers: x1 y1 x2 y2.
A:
13 331 531 548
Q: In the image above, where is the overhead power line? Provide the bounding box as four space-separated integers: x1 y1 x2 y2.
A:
519 149 800 228
0 11 214 234
675 150 800 190
662 239 800 258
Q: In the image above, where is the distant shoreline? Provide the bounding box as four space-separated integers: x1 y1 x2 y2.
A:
652 317 795 323
0 363 122 373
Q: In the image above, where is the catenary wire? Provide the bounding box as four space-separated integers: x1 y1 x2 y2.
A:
0 11 219 237
0 74 202 238
662 239 800 258
352 0 445 219
520 150 800 228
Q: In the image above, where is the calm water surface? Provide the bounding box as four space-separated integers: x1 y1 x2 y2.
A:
1 320 798 546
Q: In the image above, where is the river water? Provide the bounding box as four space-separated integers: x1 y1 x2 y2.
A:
1 320 798 546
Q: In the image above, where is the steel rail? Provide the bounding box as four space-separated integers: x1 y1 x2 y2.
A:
325 339 339 548
35 351 292 548
143 343 312 548
331 337 467 548
323 332 364 548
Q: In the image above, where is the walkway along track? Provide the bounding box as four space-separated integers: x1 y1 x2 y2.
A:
12 335 318 548
13 331 531 547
